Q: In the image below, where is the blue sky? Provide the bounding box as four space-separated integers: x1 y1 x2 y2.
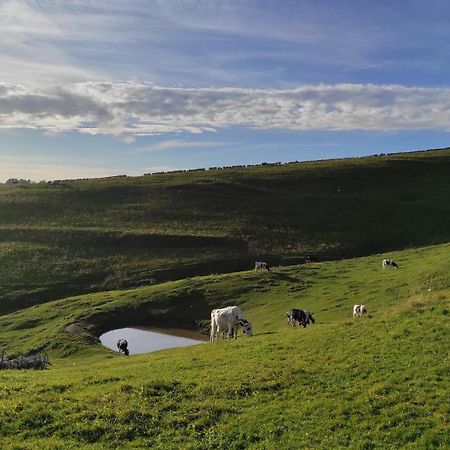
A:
1 0 450 181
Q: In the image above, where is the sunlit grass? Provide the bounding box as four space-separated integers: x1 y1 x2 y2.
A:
0 244 449 448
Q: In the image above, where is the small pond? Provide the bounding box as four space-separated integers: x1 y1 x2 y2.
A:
99 327 208 355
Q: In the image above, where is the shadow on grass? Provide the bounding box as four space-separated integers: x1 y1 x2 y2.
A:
271 272 301 283
256 331 278 336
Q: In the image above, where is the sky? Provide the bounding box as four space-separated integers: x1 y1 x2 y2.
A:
2 0 450 181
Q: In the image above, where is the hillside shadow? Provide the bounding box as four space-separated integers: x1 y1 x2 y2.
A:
271 272 301 283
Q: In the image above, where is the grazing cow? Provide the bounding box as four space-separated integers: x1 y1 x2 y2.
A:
353 304 367 318
255 261 271 272
287 308 307 328
210 306 253 342
117 338 129 355
382 259 399 269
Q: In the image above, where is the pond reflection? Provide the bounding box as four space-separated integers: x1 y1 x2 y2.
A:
100 327 207 355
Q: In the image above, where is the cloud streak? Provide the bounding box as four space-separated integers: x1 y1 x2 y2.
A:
1 81 450 140
135 139 231 153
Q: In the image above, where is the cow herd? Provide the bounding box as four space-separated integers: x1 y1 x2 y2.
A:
208 258 398 342
117 258 398 352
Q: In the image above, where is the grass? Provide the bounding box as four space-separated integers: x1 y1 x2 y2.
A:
0 244 449 448
1 148 450 448
2 148 450 313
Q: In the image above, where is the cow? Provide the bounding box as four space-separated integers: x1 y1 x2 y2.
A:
210 306 253 342
382 259 399 269
353 304 367 318
255 261 270 272
117 338 129 355
287 308 307 328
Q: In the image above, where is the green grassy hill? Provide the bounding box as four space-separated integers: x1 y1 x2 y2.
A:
1 149 449 448
2 148 450 313
0 244 449 448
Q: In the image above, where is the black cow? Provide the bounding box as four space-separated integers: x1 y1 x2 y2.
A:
117 338 129 356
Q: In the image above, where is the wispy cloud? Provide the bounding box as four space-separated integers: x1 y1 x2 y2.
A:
0 0 102 87
135 139 230 153
3 0 450 90
2 81 450 140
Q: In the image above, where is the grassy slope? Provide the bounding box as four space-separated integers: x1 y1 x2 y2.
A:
2 148 450 313
0 244 448 449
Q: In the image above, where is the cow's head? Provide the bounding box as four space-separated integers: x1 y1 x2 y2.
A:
240 320 253 336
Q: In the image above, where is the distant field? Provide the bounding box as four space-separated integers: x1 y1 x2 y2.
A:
0 243 448 448
2 148 450 313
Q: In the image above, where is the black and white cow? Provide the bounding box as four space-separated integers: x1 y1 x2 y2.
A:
287 309 316 327
353 304 367 318
287 308 307 328
382 259 399 269
255 261 271 272
117 338 129 355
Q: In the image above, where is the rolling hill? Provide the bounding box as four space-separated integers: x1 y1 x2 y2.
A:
0 148 449 448
2 148 450 314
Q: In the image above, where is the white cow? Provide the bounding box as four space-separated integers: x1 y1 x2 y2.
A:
353 304 367 318
382 259 399 269
210 306 253 342
255 261 270 272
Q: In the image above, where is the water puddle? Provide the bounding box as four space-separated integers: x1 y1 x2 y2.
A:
99 327 207 355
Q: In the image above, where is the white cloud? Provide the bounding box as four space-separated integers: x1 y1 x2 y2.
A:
1 81 450 140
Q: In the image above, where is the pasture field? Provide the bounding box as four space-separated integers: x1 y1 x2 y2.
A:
1 243 449 449
2 148 450 314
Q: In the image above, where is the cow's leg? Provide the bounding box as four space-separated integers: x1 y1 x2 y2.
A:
216 323 221 341
228 322 236 339
211 322 219 342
